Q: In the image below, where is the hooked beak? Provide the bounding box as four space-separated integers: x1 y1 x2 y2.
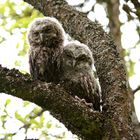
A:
72 60 76 67
49 33 57 40
39 33 43 42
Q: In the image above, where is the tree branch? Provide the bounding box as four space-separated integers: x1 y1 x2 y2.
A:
130 0 140 21
133 86 140 94
23 0 139 139
0 65 102 140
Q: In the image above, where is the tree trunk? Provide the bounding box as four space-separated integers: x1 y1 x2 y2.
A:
0 0 139 139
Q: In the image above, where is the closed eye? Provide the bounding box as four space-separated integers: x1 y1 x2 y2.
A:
33 32 39 36
77 54 92 65
64 51 74 58
77 54 87 61
43 27 53 33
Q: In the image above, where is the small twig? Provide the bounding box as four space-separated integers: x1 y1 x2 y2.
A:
133 86 140 94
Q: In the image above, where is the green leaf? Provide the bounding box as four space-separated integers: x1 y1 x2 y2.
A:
30 119 39 126
40 115 45 124
15 111 28 124
4 99 11 107
15 60 21 67
1 115 7 122
23 101 30 107
46 121 52 129
32 107 42 114
128 60 135 77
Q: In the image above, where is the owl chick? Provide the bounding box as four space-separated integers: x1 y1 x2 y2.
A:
27 17 65 83
60 41 101 111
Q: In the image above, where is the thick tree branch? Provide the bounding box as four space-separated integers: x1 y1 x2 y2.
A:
22 0 139 139
0 65 102 140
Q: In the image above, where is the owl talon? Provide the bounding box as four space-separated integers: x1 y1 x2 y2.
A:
75 95 86 103
74 96 93 108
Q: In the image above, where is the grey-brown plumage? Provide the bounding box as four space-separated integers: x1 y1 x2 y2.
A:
60 41 101 111
27 17 65 83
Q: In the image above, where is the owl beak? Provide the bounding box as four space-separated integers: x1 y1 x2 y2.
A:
51 33 57 38
72 60 76 67
40 33 43 42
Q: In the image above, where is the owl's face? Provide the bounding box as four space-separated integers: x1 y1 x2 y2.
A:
62 42 94 78
27 17 64 47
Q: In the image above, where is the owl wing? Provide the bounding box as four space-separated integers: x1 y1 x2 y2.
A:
80 75 94 99
29 47 47 80
29 48 38 79
80 75 101 111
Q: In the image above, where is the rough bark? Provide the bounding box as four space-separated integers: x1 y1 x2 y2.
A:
0 65 102 140
0 0 139 139
106 0 123 57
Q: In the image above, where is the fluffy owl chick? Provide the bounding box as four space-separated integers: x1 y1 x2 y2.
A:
27 17 65 83
60 41 101 111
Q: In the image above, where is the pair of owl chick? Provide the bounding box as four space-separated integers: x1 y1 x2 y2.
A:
27 17 101 111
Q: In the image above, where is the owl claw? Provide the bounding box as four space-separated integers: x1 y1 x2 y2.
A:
74 96 93 108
